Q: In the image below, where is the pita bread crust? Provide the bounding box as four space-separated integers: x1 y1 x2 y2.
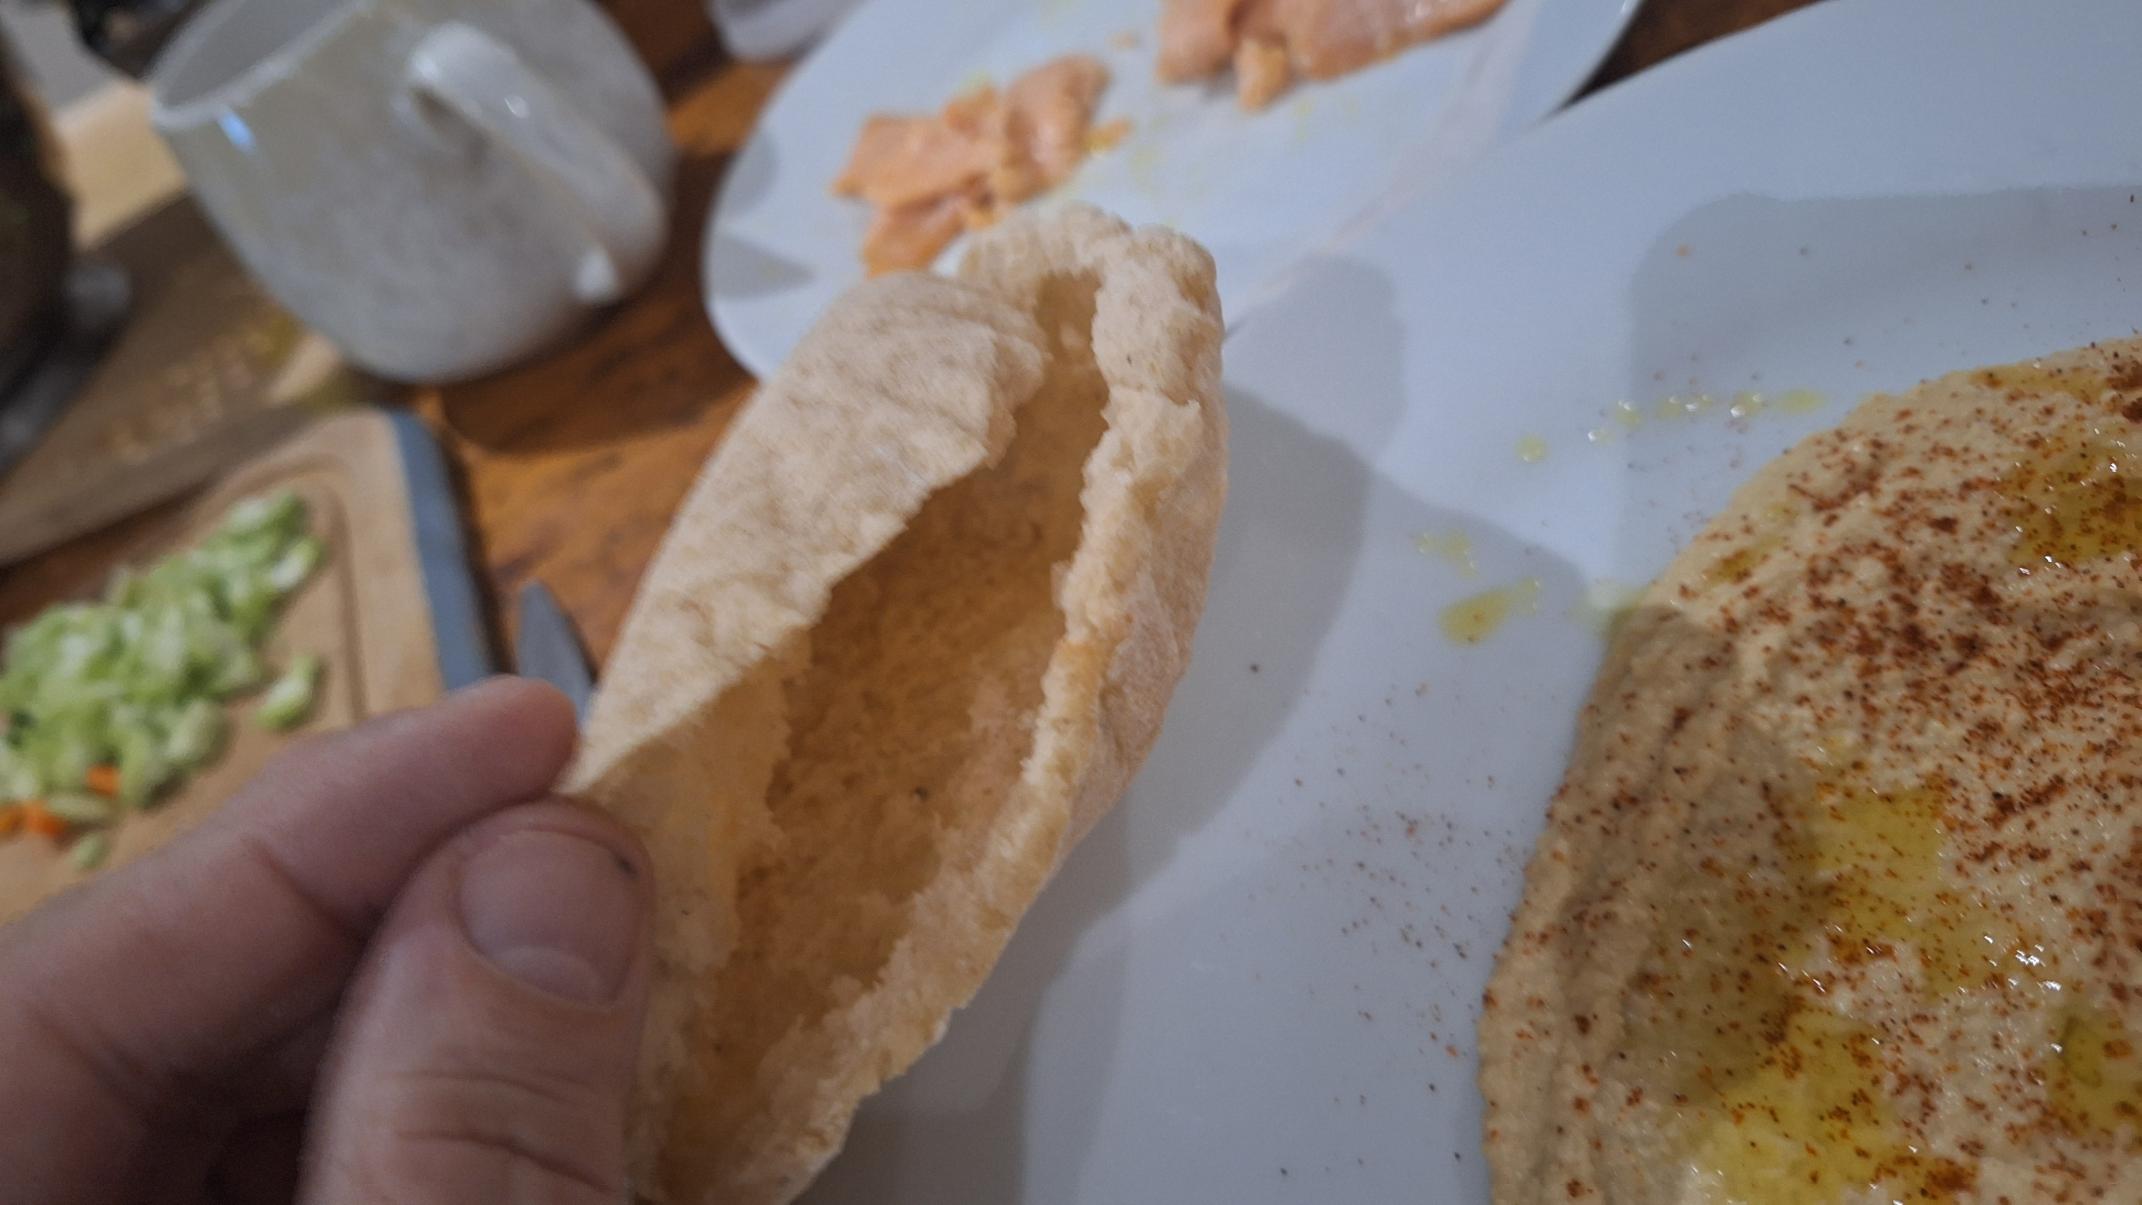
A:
576 205 1225 1204
569 273 1050 1179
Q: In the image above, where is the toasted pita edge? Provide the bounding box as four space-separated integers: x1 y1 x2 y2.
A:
567 270 1050 1179
580 204 1225 1203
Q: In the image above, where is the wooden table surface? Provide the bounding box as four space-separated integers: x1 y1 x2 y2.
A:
1 0 1821 665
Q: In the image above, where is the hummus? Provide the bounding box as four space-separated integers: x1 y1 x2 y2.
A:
1481 340 2142 1203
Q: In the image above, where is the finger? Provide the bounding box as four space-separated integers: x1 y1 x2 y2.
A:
120 1013 335 1205
206 1114 307 1205
225 1007 341 1119
0 677 577 1203
301 800 650 1205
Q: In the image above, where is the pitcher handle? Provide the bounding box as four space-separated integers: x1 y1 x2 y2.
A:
403 21 665 304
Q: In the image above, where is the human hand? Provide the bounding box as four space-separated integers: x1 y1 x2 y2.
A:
0 677 652 1204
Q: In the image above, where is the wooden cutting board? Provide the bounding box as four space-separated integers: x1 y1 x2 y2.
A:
0 197 375 565
0 408 488 921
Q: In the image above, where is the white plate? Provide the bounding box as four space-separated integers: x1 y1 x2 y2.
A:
800 0 2142 1201
705 0 1642 377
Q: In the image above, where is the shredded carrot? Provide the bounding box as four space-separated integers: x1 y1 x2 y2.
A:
21 802 65 838
0 806 20 839
84 764 121 797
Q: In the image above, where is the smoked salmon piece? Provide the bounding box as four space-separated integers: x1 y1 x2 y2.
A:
834 112 998 210
1158 0 1251 82
835 55 1117 274
1007 55 1111 188
1158 0 1506 108
859 190 972 276
1233 35 1290 110
1269 0 1507 79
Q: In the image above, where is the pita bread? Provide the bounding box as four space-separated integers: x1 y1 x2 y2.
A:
570 204 1227 1203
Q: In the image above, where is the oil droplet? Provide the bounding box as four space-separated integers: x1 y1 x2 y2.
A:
1653 393 1716 420
1438 578 1540 645
1776 388 1828 414
1795 784 1944 875
2002 425 2142 567
1795 787 1953 981
1728 391 1766 419
1701 505 1798 587
1702 533 1783 586
1515 434 1549 463
2048 1003 2142 1141
1586 426 1617 445
1288 95 1316 143
1691 1007 1975 1202
1626 776 2047 1204
1414 530 1478 577
1613 400 1645 431
1785 784 2050 995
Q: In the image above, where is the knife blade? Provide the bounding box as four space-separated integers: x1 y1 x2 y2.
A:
514 580 594 719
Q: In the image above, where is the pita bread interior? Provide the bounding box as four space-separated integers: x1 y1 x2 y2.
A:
569 204 1228 1203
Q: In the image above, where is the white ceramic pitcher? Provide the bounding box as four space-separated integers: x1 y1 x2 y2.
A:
151 0 674 382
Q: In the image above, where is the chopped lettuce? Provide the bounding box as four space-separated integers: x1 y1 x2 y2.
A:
43 792 115 825
0 490 326 854
69 830 109 871
256 654 323 732
162 698 226 770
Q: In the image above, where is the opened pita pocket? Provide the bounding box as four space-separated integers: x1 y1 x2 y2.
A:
569 204 1227 1204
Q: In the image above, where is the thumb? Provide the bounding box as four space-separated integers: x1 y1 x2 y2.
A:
300 799 651 1205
